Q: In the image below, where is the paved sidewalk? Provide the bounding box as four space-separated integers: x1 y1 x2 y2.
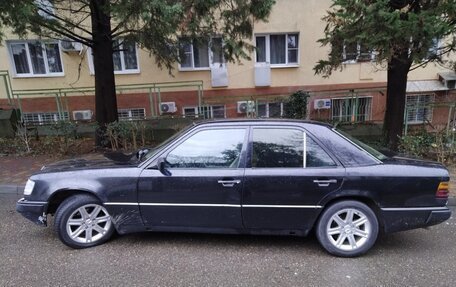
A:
1 155 455 205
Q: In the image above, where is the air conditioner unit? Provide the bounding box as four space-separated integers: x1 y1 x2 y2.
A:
237 101 255 113
60 40 83 53
160 102 177 113
314 99 331 110
438 72 456 90
73 110 92 120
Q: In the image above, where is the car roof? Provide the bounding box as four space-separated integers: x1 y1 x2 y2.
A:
191 118 334 128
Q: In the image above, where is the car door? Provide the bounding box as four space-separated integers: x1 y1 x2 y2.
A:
138 126 248 230
242 126 345 231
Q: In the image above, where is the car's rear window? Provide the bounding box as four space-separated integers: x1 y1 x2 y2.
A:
304 124 381 167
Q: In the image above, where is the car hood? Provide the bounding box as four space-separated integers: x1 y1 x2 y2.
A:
38 152 138 173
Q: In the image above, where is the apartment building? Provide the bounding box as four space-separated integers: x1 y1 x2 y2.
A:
0 0 455 128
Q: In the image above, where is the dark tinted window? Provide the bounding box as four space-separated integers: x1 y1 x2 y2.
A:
252 129 304 168
306 136 337 167
167 129 245 168
304 124 378 166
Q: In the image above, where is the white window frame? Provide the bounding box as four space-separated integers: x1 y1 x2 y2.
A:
331 96 373 122
178 37 224 71
23 111 69 124
87 40 140 75
199 105 226 119
257 102 284 118
255 33 300 68
342 42 375 64
182 106 199 118
117 108 146 120
405 94 434 124
7 40 64 78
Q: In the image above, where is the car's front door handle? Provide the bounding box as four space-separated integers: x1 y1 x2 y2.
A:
313 179 338 187
217 179 241 187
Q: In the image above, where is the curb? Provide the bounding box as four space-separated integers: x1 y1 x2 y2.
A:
1 183 456 206
0 184 25 195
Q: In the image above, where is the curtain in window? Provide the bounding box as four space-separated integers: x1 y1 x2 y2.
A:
270 35 286 64
123 41 138 70
287 34 298 63
45 43 63 73
180 43 193 68
11 44 30 74
211 38 224 64
28 42 46 74
112 40 122 71
256 36 266 62
193 41 209 68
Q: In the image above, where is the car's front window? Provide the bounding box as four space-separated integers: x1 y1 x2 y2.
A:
140 126 193 162
166 128 246 168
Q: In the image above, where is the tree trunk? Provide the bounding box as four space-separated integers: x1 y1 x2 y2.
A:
90 0 118 146
383 51 412 151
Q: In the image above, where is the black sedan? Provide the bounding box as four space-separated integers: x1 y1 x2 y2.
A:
17 120 451 257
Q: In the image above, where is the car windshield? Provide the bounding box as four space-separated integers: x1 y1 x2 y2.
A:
335 128 388 161
140 124 194 162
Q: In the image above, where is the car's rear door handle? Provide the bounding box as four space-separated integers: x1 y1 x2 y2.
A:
217 179 241 187
313 179 338 187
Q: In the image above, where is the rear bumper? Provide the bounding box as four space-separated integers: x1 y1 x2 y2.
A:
380 206 451 233
16 198 48 226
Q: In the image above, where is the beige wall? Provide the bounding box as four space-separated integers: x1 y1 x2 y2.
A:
0 0 454 99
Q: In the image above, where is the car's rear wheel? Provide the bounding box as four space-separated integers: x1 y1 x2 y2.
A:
54 194 114 249
316 200 378 257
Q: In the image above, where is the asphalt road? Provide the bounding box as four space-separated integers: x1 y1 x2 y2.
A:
1 193 455 287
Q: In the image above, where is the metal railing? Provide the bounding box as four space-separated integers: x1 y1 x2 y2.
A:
4 76 204 121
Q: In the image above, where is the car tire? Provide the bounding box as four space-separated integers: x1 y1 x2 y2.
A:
316 200 378 257
54 194 115 249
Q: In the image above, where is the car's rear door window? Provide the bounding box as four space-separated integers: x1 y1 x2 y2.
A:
166 128 246 168
252 128 336 168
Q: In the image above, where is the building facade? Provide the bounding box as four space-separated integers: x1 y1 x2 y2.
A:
0 0 455 129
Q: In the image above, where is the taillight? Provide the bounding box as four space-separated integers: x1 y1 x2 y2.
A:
436 182 449 199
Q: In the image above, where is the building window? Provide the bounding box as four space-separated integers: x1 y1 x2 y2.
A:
331 97 372 122
426 38 441 60
199 105 226 119
23 111 69 124
118 108 145 120
406 94 434 124
8 41 63 77
255 33 299 66
183 107 198 118
88 39 139 74
257 102 283 118
342 42 374 63
179 37 224 70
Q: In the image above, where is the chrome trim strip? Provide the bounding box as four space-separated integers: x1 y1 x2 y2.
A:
243 205 322 209
139 203 241 208
381 206 449 211
17 198 48 205
104 202 139 206
105 202 323 209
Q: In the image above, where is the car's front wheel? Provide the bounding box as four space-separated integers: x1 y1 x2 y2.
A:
54 194 114 249
316 200 378 257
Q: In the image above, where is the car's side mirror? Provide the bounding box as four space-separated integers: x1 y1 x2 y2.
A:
155 157 171 176
157 157 166 172
136 148 149 161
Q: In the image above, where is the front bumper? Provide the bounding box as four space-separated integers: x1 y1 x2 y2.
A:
16 198 48 226
381 206 451 233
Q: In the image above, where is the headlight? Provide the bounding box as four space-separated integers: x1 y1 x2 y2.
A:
24 179 35 195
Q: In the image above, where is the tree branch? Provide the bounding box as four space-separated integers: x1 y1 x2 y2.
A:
37 21 93 46
37 7 93 36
